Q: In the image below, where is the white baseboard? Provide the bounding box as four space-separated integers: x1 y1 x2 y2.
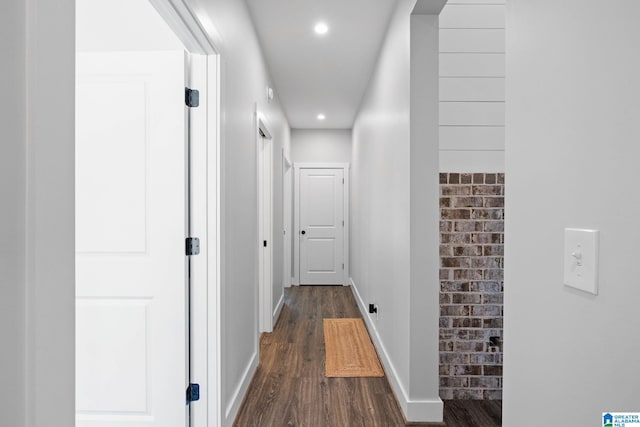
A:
223 350 258 427
273 292 284 325
349 278 444 423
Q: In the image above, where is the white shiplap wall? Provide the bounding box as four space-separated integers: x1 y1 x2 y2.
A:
439 0 505 172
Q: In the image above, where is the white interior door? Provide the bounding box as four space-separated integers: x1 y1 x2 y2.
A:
75 51 187 427
258 130 273 332
299 168 345 285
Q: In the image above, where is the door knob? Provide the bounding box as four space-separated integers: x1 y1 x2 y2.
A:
301 230 306 235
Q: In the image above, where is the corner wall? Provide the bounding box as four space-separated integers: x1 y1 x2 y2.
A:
0 0 27 424
351 0 444 422
504 0 640 425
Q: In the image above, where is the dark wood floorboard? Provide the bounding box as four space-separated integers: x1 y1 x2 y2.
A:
233 285 502 427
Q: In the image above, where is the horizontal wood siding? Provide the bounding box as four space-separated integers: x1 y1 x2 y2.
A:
440 29 505 53
441 77 505 102
439 5 505 29
439 3 505 172
440 103 505 126
440 126 505 151
440 53 505 77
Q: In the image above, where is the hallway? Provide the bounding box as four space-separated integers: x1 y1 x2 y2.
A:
233 286 502 426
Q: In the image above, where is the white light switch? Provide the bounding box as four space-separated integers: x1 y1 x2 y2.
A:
564 228 599 295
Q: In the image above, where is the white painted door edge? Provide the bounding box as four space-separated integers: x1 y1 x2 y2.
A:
293 162 350 286
257 111 274 333
149 2 221 426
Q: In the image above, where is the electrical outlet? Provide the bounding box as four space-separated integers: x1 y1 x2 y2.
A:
368 303 379 319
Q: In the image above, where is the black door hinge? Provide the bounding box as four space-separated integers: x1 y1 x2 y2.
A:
185 88 200 108
186 383 200 405
186 237 200 256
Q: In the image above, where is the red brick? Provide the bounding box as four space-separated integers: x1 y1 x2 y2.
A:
451 293 482 304
453 245 483 256
440 376 468 388
460 173 472 184
483 366 503 376
452 317 484 328
483 245 504 256
442 185 472 196
441 305 470 316
483 196 504 208
469 377 501 389
454 221 483 232
442 257 471 268
472 185 502 195
441 209 471 220
483 221 504 232
453 196 483 208
471 208 504 220
454 365 482 376
453 269 483 280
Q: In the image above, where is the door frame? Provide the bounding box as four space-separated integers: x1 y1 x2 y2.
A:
293 163 350 286
108 1 222 425
282 152 293 288
256 113 274 333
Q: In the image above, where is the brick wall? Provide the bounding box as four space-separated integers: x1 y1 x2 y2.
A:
439 173 504 400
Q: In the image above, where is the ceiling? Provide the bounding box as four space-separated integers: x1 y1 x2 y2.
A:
245 0 398 129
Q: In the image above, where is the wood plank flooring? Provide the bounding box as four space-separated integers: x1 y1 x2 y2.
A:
233 285 502 427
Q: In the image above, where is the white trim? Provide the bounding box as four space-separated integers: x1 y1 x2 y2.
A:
293 167 301 286
207 54 222 427
273 292 284 327
293 163 350 286
282 150 293 288
349 278 444 423
343 168 350 282
187 51 211 427
294 162 350 170
148 0 220 55
223 351 258 427
257 111 274 333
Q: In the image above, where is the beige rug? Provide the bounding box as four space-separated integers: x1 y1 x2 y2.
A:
323 318 384 377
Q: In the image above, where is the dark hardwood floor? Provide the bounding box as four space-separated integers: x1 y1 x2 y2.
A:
233 285 502 427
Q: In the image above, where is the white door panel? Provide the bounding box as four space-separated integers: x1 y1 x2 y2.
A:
76 51 186 427
299 169 344 285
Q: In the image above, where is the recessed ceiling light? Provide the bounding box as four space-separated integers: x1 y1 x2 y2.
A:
317 113 326 120
314 22 329 35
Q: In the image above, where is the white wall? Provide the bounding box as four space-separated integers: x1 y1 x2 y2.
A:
439 0 505 172
351 0 444 422
504 1 640 426
186 0 290 424
76 0 184 52
0 0 77 426
0 1 26 425
291 129 352 163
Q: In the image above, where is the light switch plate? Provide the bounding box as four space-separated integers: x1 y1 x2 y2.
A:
564 228 599 295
